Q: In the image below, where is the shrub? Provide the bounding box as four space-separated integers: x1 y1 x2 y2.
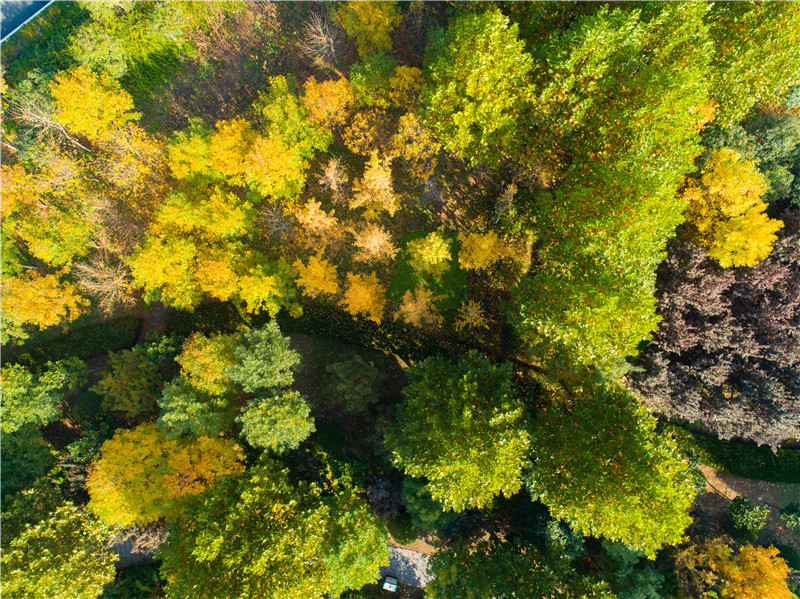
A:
386 511 418 545
779 502 800 530
728 496 770 541
401 477 457 531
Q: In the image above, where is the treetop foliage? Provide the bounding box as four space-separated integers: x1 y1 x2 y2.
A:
387 351 531 512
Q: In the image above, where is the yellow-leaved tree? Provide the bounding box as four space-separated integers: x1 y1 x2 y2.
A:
394 286 442 328
388 66 424 109
295 199 342 248
455 300 490 332
350 152 400 218
50 66 138 144
334 1 402 57
392 113 440 180
353 222 398 263
458 231 507 271
302 77 355 127
87 423 244 526
675 538 793 599
682 149 783 267
407 231 452 277
1 271 87 330
294 252 339 298
176 332 238 395
340 272 386 323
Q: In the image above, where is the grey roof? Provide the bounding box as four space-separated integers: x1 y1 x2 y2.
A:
380 546 432 588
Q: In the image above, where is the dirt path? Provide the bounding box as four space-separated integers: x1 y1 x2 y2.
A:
697 465 800 550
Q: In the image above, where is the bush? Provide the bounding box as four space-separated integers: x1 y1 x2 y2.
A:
386 511 418 545
98 563 166 599
401 477 457 531
728 496 770 542
779 502 800 530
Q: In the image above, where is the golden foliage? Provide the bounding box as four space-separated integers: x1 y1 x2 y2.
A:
682 148 783 267
177 332 237 395
208 118 255 180
319 156 349 201
50 66 138 143
87 423 244 526
343 110 388 156
392 113 441 180
407 231 452 277
245 135 305 200
455 299 490 332
302 77 355 126
294 252 339 298
676 538 793 599
156 187 253 239
458 231 507 270
295 199 342 247
334 1 402 57
1 271 87 330
394 286 442 328
350 152 400 218
339 272 386 323
195 251 240 302
127 236 201 310
353 222 398 263
388 66 424 109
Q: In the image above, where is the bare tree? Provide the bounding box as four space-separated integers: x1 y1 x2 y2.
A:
259 203 297 242
7 94 91 152
318 156 348 203
74 257 137 315
298 11 342 69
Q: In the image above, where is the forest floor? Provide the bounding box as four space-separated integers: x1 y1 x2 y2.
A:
696 465 800 551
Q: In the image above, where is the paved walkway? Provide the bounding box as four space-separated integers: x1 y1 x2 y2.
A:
380 546 432 588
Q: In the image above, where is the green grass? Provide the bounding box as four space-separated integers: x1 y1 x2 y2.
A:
662 422 800 484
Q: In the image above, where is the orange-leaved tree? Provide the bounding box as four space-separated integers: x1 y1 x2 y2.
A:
340 272 386 324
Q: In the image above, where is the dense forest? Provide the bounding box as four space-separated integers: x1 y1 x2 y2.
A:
1 2 800 598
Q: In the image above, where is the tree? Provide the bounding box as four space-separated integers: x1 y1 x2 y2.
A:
427 537 614 599
294 252 340 298
87 423 244 526
512 3 715 381
386 351 531 512
350 152 400 218
1 271 87 331
454 299 490 333
388 66 424 109
525 385 695 557
406 231 452 278
294 199 343 248
343 109 389 156
394 286 442 328
227 321 300 393
302 77 354 127
49 66 138 144
157 377 238 438
1 426 54 500
176 332 238 396
353 222 397 264
237 391 315 453
158 458 389 599
705 2 800 127
0 504 116 599
458 231 507 271
392 112 440 180
675 538 794 599
401 477 456 531
421 9 533 166
682 148 783 267
91 350 161 418
629 221 800 449
339 272 386 324
1 358 86 434
334 1 401 57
